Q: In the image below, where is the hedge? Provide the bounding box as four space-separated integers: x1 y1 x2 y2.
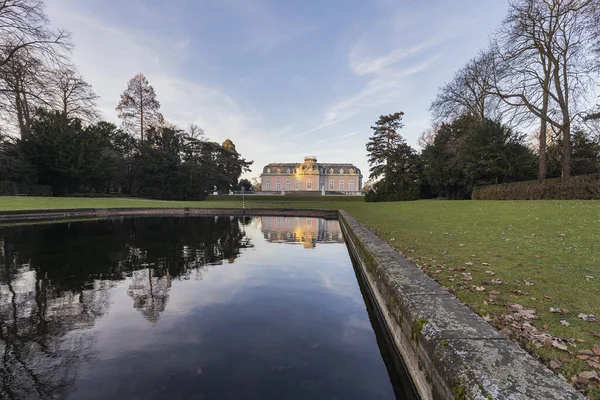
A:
0 181 53 197
471 174 600 200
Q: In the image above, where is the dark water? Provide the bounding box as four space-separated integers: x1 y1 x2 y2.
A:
0 216 410 400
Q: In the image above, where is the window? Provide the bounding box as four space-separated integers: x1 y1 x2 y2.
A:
306 218 312 227
329 179 334 190
266 179 271 190
339 180 344 191
349 179 355 191
295 180 299 190
285 218 290 228
276 179 281 190
286 179 291 190
306 179 312 190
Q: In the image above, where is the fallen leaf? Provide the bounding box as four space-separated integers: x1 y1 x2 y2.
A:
508 303 537 320
462 273 473 281
483 300 488 305
473 286 486 292
586 276 594 281
594 346 600 356
552 340 569 351
489 290 501 295
485 270 495 275
550 308 570 314
579 313 600 323
535 255 541 259
549 360 562 370
588 361 600 369
558 232 566 237
577 355 590 361
560 320 570 327
465 261 473 266
524 280 534 286
579 371 599 380
544 295 552 299
482 262 490 266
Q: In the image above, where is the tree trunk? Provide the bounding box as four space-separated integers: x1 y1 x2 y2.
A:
538 120 547 181
140 106 144 144
561 121 572 178
15 91 27 138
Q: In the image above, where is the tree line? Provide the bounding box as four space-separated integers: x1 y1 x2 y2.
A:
0 0 251 199
366 0 600 201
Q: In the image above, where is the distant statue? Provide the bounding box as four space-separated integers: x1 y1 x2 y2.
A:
321 184 325 196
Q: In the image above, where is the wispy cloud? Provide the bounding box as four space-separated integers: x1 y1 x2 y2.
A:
287 118 346 139
349 38 439 76
324 53 440 124
316 131 360 144
271 123 296 136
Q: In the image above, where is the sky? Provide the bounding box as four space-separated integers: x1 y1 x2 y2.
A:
45 0 510 180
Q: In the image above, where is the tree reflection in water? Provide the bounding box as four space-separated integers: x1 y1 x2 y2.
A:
0 216 251 399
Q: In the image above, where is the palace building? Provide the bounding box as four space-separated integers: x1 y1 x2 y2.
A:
260 217 343 248
260 156 363 195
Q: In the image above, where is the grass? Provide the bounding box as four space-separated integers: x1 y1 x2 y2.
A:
1 196 600 393
0 194 361 211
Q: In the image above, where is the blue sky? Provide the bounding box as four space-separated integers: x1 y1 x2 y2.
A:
46 0 510 180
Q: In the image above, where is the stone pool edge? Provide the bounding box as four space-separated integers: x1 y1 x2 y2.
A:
0 207 338 223
338 210 583 400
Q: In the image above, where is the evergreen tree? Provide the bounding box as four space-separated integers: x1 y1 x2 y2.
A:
366 112 421 201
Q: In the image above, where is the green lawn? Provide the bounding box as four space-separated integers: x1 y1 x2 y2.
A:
2 196 600 394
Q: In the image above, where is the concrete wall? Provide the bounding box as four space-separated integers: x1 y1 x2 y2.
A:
338 210 583 400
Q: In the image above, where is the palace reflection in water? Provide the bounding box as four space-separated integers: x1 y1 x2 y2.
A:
260 217 343 248
0 216 401 400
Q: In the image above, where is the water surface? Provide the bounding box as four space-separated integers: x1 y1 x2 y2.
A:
0 216 402 400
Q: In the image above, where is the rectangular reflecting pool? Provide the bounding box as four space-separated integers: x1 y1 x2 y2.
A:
0 216 416 400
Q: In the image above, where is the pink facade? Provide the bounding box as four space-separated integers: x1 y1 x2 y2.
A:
260 216 343 248
260 157 363 194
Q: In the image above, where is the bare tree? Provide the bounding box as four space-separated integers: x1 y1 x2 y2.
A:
0 0 70 68
489 0 598 179
188 123 205 140
49 67 99 122
430 50 503 123
0 52 50 136
116 73 162 142
417 128 436 149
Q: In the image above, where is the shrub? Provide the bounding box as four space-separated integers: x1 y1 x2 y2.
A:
0 181 53 196
0 181 16 195
472 174 600 200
